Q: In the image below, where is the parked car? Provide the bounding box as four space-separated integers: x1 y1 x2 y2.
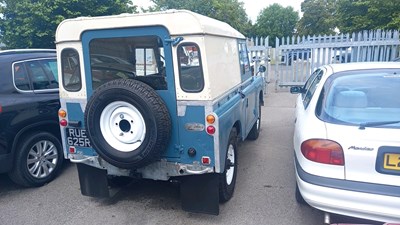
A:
290 62 400 223
281 48 311 65
56 10 265 215
0 49 63 187
332 52 352 63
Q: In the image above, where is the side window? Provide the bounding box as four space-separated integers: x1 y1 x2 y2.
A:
44 60 58 82
13 63 31 91
39 59 58 89
303 69 323 108
25 59 58 90
62 49 81 91
178 43 204 92
238 41 250 75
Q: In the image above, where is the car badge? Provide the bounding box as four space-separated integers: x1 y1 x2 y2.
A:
348 146 374 151
185 123 205 131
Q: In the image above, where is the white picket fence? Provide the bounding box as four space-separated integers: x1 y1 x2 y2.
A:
248 30 400 91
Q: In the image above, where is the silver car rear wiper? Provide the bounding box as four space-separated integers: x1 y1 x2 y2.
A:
359 120 400 130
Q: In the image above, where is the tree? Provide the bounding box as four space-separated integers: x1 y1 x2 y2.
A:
149 0 252 36
253 4 299 47
296 0 338 36
0 0 136 49
336 0 400 33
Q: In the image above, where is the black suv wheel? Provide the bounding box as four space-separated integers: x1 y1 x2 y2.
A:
9 132 63 187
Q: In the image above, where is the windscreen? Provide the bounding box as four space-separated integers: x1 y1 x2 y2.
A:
317 69 400 128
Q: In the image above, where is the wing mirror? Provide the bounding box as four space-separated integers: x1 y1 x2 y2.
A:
258 65 266 73
290 86 304 94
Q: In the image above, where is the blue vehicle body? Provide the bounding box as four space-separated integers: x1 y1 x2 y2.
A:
56 10 265 215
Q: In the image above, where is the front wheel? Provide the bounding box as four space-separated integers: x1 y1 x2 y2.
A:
219 128 238 202
9 132 63 187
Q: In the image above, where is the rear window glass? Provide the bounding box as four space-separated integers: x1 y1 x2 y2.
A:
61 49 81 91
317 69 400 127
89 36 166 90
178 43 204 92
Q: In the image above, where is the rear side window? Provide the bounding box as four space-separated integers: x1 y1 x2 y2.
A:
13 63 30 90
178 43 204 92
61 49 81 91
13 58 58 91
302 69 323 108
238 41 250 75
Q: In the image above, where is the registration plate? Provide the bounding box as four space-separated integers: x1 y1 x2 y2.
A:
66 128 91 148
383 153 400 171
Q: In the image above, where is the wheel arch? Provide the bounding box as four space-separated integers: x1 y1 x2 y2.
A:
233 121 241 140
11 121 61 156
259 90 264 106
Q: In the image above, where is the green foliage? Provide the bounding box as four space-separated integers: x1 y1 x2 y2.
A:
0 0 136 49
253 3 299 47
149 0 251 36
297 0 337 36
336 0 400 33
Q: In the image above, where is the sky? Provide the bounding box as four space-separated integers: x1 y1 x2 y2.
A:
134 0 303 23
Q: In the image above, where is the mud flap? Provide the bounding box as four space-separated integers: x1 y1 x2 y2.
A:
77 163 109 198
180 173 219 215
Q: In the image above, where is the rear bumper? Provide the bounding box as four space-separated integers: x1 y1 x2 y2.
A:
0 153 12 173
295 157 400 223
68 155 215 181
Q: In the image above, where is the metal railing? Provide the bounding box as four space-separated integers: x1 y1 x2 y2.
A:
248 30 400 91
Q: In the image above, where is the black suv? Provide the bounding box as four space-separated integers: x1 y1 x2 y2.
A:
0 49 63 187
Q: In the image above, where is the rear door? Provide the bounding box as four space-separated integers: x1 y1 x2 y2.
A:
77 27 180 159
238 40 257 134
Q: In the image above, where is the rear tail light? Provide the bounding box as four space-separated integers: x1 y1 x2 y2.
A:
206 115 215 124
59 109 67 126
206 126 215 134
60 119 68 127
58 109 67 118
301 139 344 165
206 114 216 135
202 156 211 165
0 104 2 114
69 147 76 154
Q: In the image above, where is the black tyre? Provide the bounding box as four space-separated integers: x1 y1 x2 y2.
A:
84 79 171 169
219 128 238 203
295 183 307 204
247 102 261 140
8 132 63 187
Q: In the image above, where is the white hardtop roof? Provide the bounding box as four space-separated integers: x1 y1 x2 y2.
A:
56 10 245 43
326 62 400 74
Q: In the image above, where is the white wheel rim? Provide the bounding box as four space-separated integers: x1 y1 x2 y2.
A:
226 144 235 185
100 101 146 152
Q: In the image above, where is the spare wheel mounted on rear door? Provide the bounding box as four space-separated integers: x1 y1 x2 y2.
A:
84 79 172 169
